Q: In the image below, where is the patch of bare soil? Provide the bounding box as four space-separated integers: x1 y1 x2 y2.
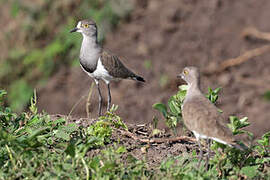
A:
38 0 270 140
51 114 198 166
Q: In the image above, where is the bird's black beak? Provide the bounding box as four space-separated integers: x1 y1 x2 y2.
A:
177 73 184 79
70 27 78 33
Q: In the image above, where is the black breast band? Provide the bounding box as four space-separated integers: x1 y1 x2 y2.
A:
80 61 96 73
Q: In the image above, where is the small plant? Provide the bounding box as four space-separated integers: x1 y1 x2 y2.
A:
206 87 222 104
153 86 221 133
153 85 187 133
1 89 269 179
153 85 270 179
255 132 270 156
227 116 251 136
29 89 38 115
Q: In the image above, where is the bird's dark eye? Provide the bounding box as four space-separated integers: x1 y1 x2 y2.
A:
183 70 189 75
83 24 89 28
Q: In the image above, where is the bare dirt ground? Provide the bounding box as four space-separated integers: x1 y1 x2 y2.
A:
38 0 270 140
53 114 198 167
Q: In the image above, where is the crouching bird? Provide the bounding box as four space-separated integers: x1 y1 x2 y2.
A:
70 19 145 116
178 66 246 169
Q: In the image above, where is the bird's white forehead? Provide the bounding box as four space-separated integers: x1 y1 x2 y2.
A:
76 21 82 28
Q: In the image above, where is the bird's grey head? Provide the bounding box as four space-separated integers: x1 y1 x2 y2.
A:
70 19 97 37
178 66 200 85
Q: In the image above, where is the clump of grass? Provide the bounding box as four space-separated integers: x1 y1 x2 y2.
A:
153 86 270 179
0 89 269 179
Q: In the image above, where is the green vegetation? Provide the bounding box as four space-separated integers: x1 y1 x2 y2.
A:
153 85 187 133
263 91 270 101
153 86 270 179
1 87 269 179
0 0 133 111
1 90 147 179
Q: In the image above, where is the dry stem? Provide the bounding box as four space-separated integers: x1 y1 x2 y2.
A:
114 128 196 144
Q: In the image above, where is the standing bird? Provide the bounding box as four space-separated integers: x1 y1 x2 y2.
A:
70 19 145 116
178 66 245 168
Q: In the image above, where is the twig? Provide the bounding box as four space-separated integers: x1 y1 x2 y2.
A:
204 45 270 74
219 45 270 71
242 27 270 42
86 82 95 118
114 128 196 144
68 94 87 118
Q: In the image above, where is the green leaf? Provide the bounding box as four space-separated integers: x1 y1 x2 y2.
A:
213 87 222 94
63 123 78 133
263 91 270 101
65 143 75 157
239 117 249 128
179 85 188 91
26 127 49 142
116 146 127 154
52 118 66 125
29 89 37 114
168 97 181 115
176 90 186 102
240 166 258 179
0 90 7 97
27 115 42 126
153 103 167 118
55 130 70 141
206 87 222 104
8 80 33 112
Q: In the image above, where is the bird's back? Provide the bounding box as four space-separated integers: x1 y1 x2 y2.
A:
100 50 145 82
182 95 235 144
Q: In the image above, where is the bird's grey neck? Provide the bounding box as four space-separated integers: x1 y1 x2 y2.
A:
80 34 101 64
81 34 101 52
184 82 202 102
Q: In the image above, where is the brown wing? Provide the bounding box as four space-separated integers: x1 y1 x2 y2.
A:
182 95 235 143
100 51 137 79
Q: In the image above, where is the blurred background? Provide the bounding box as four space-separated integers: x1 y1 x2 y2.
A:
1 0 270 139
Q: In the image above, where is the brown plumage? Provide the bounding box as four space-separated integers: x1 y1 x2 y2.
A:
182 95 238 147
71 19 145 116
178 66 246 169
101 51 145 82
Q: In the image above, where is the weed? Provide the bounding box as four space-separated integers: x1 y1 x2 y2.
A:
153 85 270 179
0 89 269 179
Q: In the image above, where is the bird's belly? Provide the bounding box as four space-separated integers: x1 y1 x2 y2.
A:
193 131 208 140
81 58 114 84
192 131 230 145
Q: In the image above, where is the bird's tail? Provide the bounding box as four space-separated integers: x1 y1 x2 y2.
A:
132 75 145 82
231 141 249 151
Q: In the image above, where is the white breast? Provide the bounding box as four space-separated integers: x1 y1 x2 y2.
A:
81 57 114 84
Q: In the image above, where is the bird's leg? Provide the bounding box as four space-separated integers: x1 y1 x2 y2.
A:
205 139 211 171
197 139 203 168
106 83 111 112
95 80 102 116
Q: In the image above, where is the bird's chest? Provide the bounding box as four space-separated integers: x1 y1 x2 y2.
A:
182 104 193 129
79 41 100 73
79 59 97 74
80 57 113 83
182 100 205 130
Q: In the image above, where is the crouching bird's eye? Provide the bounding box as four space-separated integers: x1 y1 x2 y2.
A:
183 70 189 75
